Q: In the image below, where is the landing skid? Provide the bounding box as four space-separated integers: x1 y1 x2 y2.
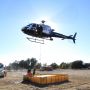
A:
27 37 44 44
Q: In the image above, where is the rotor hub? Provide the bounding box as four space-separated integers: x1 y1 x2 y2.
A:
41 20 45 24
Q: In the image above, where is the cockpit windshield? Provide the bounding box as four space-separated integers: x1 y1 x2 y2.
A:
26 24 32 28
0 63 3 68
32 24 37 27
26 23 37 30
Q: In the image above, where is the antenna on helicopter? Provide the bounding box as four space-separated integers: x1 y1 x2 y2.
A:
41 20 45 24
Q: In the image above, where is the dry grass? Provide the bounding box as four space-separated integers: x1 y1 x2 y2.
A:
0 69 90 90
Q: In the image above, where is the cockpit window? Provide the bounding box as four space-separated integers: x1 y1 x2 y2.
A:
26 24 32 30
32 24 36 27
26 23 37 30
0 63 3 68
27 24 32 28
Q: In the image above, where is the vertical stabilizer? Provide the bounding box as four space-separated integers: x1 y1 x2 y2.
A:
73 33 77 43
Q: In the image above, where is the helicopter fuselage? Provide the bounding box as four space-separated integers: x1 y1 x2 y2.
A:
21 22 77 43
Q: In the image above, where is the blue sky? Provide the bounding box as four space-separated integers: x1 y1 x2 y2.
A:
0 0 90 65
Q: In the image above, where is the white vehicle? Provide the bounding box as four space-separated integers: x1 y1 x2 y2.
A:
0 63 6 77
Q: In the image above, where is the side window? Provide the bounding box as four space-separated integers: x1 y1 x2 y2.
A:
42 25 52 34
0 63 3 68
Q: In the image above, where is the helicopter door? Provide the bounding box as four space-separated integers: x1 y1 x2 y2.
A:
42 25 51 34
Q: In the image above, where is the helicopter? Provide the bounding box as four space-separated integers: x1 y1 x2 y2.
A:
22 20 77 44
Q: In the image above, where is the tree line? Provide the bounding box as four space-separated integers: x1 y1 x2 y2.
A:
7 58 40 70
7 58 90 70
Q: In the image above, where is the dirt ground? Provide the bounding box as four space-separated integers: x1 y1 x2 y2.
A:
0 69 90 90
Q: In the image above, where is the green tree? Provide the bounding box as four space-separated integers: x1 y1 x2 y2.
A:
19 60 25 68
25 58 31 69
71 60 83 69
10 60 19 70
50 63 58 69
29 58 37 69
60 62 66 69
84 63 90 68
60 62 72 69
36 63 41 69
